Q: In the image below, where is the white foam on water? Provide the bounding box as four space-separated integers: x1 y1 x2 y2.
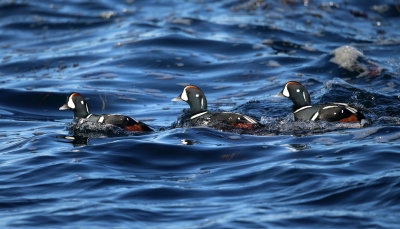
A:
330 45 371 77
330 45 364 70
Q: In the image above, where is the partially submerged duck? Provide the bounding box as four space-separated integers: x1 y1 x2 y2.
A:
278 81 365 122
172 85 261 130
59 92 152 132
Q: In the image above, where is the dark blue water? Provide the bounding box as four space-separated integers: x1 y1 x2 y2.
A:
1 0 400 228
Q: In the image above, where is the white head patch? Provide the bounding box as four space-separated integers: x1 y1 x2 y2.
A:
181 88 188 101
282 84 290 97
68 95 75 109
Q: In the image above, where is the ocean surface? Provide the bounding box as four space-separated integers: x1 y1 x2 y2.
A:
1 0 400 228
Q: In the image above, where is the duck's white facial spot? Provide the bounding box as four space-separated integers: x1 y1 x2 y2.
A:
296 89 300 93
282 84 290 97
81 100 84 105
181 88 188 101
67 96 75 109
196 94 199 97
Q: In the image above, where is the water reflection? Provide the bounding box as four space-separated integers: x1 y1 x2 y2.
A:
56 134 89 146
181 139 196 145
282 143 310 152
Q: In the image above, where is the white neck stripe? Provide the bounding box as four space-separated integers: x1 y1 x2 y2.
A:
293 106 312 113
191 111 208 119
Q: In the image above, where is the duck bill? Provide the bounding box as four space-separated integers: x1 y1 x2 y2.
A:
171 95 183 101
59 104 70 110
274 91 285 97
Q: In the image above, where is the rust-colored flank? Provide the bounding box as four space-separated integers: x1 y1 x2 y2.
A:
124 124 144 132
232 123 253 130
338 114 359 122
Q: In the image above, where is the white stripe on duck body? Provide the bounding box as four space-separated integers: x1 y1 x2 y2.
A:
278 81 365 122
172 85 260 129
59 92 152 132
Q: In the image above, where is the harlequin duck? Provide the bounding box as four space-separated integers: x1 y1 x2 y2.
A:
172 85 260 130
278 81 365 122
59 92 152 132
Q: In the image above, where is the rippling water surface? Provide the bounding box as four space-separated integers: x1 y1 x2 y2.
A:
1 0 400 228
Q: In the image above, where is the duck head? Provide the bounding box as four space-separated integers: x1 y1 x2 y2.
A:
172 85 208 115
278 81 311 110
59 92 90 119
